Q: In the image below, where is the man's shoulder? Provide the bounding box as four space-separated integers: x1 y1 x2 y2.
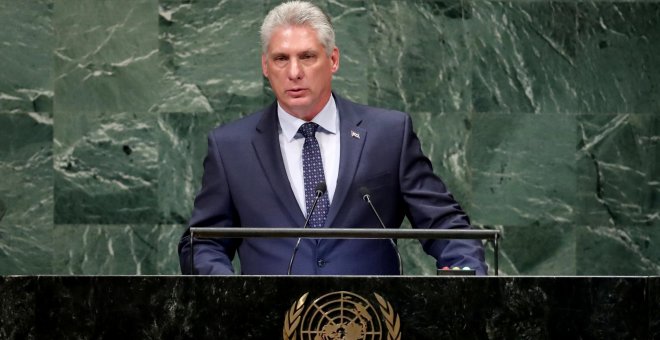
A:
335 94 408 125
208 102 276 140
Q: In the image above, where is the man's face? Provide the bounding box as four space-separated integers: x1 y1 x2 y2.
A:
262 25 339 121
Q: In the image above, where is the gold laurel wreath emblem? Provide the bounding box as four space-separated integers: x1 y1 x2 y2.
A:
283 292 308 340
374 293 401 340
283 292 401 340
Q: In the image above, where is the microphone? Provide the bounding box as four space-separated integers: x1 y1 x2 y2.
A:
287 182 327 275
359 187 403 275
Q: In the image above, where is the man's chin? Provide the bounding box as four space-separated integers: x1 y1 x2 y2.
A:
281 98 311 111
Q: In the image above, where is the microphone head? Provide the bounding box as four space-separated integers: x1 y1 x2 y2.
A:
359 186 370 201
315 182 327 194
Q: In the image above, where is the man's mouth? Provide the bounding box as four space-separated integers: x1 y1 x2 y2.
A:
287 88 306 96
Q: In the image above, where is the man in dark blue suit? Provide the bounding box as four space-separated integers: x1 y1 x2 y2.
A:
178 1 487 275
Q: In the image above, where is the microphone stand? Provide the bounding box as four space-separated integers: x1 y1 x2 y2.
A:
360 187 403 275
287 183 326 275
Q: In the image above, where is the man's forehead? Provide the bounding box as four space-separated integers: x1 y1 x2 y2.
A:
266 25 325 54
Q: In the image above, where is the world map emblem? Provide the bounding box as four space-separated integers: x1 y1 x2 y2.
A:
283 291 401 340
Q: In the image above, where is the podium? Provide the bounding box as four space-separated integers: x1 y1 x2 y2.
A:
1 276 658 338
189 227 502 275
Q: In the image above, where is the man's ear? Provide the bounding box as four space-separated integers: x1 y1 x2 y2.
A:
261 54 269 77
330 47 340 74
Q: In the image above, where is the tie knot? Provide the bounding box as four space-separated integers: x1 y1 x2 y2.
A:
299 122 319 138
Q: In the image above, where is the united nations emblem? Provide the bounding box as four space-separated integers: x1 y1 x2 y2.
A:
283 291 401 340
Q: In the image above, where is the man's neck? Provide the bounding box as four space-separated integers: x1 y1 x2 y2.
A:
281 92 332 121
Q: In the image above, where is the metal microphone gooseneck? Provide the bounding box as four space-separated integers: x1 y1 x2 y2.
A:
359 187 403 275
287 182 327 275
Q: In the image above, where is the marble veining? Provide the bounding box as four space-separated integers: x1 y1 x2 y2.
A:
0 0 658 275
0 276 655 339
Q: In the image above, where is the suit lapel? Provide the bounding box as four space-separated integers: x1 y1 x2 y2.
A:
324 95 366 228
252 102 306 227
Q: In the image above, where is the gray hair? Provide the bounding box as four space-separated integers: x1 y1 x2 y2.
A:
260 1 335 56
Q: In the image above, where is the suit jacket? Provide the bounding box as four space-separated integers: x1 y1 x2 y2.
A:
178 94 487 275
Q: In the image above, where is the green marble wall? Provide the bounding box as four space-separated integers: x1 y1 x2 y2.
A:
0 0 658 275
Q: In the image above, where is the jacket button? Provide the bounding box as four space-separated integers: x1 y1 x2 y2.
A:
317 259 326 267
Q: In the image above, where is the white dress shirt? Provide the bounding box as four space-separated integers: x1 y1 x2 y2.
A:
277 95 340 215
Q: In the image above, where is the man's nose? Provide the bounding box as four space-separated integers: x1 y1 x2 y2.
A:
287 59 303 80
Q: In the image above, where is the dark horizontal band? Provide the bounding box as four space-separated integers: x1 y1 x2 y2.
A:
190 227 500 240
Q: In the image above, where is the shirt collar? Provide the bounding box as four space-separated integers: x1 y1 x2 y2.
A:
277 95 338 142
